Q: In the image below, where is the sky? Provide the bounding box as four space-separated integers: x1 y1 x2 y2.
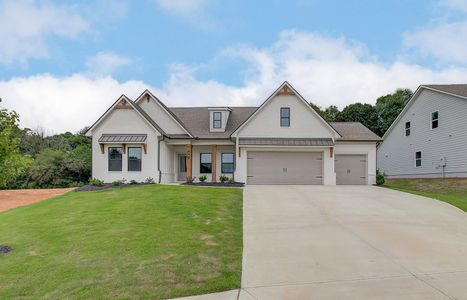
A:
2 0 467 133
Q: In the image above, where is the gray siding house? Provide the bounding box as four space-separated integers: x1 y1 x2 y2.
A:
377 84 467 178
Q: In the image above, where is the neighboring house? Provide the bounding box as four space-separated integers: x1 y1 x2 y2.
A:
85 82 381 185
377 84 467 178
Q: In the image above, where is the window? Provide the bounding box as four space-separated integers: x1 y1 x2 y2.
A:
128 147 142 171
200 153 212 173
213 112 222 129
415 151 422 167
108 147 122 171
431 111 439 129
221 153 234 173
280 107 290 127
405 121 411 136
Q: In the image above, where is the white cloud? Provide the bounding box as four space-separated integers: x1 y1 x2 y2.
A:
404 0 467 64
85 52 133 76
0 74 149 133
3 30 467 133
0 0 89 65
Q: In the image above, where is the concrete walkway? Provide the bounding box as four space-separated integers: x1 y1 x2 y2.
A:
171 185 467 300
241 185 467 299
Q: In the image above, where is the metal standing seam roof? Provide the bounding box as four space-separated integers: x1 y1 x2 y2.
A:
98 134 147 143
238 138 335 146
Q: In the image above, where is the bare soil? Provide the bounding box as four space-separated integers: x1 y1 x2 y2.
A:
0 188 74 212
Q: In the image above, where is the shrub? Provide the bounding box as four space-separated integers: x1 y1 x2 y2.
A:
112 179 126 186
89 178 104 186
228 178 235 184
129 179 138 184
199 175 207 182
144 177 155 184
186 176 195 183
219 175 229 183
376 172 385 185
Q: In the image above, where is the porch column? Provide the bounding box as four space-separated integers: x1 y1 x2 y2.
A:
186 144 193 179
212 145 217 183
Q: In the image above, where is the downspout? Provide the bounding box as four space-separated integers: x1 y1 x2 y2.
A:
157 135 165 183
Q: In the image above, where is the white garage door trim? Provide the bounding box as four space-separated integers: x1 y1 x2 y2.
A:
335 154 367 185
246 151 323 185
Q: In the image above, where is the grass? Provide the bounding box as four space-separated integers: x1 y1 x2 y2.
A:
384 178 467 212
0 185 243 299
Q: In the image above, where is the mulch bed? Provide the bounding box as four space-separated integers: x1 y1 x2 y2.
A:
75 183 152 192
182 182 244 187
0 245 12 254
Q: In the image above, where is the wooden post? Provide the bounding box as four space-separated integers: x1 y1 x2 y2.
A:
122 144 126 154
330 147 334 158
100 144 105 154
212 145 217 183
186 144 193 179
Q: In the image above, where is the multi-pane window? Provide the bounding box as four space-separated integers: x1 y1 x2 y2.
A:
280 107 290 127
128 147 142 171
431 111 439 129
213 112 222 129
405 121 411 136
415 151 422 167
200 153 212 173
221 153 234 173
108 147 122 171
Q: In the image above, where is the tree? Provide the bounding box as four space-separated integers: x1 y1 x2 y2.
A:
0 108 32 187
375 89 412 135
337 103 381 136
323 105 340 122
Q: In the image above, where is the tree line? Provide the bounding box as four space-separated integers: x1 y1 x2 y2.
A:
0 88 412 189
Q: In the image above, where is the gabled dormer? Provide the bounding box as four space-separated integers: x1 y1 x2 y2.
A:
209 107 231 132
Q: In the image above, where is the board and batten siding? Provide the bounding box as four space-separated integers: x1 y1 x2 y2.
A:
377 89 467 178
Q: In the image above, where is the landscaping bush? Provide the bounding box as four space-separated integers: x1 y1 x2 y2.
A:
112 179 126 186
129 179 138 184
186 176 195 183
199 175 207 182
219 175 229 183
144 177 155 184
89 178 104 186
376 172 385 185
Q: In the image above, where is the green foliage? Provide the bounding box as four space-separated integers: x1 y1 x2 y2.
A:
323 105 340 122
337 103 381 136
88 178 104 186
0 108 32 188
375 89 412 135
112 179 126 186
144 177 155 184
199 175 207 182
129 179 138 184
376 173 385 185
29 149 72 187
186 176 195 183
219 175 229 183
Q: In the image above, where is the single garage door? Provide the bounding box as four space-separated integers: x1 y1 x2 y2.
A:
247 151 323 185
335 154 367 185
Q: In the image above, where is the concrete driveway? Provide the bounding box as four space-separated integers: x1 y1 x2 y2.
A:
241 185 467 300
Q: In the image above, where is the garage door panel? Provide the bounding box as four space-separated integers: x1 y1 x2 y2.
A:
335 154 367 185
247 152 323 185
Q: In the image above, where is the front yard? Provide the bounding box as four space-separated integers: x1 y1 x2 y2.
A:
384 178 467 212
0 185 243 299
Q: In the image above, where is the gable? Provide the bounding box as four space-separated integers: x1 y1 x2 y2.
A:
234 82 339 139
136 91 191 136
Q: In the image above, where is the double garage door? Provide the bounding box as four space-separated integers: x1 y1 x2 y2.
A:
246 152 367 185
247 152 323 185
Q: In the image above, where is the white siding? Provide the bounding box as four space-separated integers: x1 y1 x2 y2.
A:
377 89 467 178
91 108 159 183
335 142 377 185
235 94 335 138
138 98 186 134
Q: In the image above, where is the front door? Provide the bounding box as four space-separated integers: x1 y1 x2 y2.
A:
178 154 187 181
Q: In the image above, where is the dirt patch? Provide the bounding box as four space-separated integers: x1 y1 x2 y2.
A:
0 188 74 212
199 234 218 246
387 178 467 193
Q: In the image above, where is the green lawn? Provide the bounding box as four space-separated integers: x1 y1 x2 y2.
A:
384 178 467 212
0 185 243 299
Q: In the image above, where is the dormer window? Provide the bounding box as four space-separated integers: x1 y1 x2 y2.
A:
213 112 222 129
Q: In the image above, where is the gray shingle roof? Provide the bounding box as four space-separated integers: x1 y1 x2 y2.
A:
330 122 382 141
239 138 334 146
423 84 467 98
169 107 257 139
99 134 147 143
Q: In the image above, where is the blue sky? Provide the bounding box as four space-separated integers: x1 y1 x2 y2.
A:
2 0 467 132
